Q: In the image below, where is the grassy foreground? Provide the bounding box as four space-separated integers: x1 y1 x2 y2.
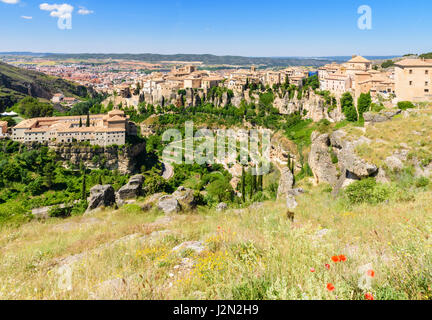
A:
1 183 431 300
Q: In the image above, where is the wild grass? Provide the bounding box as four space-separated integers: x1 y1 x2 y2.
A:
350 108 432 167
1 183 431 300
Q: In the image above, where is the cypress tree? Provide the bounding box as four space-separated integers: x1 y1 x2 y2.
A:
98 175 103 185
252 171 257 195
258 172 263 192
86 113 90 127
79 118 82 127
81 171 87 201
249 168 254 199
241 166 246 203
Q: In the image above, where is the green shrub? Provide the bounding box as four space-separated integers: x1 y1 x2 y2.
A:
49 205 72 218
415 177 430 188
371 103 385 113
397 101 415 110
231 277 272 300
344 178 391 205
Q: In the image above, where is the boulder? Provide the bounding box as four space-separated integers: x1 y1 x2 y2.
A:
309 132 339 186
363 110 401 124
385 156 404 171
87 185 116 212
116 175 144 205
337 136 378 178
216 202 228 212
277 167 295 199
286 195 298 211
172 186 196 210
287 188 305 197
376 168 391 184
157 195 181 214
172 241 206 255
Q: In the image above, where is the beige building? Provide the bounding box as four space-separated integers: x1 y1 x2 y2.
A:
394 58 432 102
319 55 395 99
320 73 351 94
0 121 8 138
12 110 135 146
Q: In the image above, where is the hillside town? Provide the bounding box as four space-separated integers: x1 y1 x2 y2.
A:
1 54 432 146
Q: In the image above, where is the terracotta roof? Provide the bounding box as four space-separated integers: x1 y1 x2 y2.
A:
107 115 126 122
108 110 125 116
394 59 432 67
348 55 371 63
14 119 37 129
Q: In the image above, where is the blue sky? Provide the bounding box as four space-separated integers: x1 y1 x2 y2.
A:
0 0 431 56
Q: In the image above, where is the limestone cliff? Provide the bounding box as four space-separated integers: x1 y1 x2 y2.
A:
51 142 146 174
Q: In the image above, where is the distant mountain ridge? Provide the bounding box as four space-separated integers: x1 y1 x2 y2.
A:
0 62 90 112
1 52 336 67
0 52 402 66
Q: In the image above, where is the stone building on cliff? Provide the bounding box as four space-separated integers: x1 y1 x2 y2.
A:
11 109 137 146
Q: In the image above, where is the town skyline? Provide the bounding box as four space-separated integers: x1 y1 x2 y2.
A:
1 0 432 56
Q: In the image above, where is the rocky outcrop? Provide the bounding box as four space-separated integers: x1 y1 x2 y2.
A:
116 175 145 205
310 129 381 193
172 186 196 210
274 89 344 122
277 167 294 199
87 185 116 212
308 132 339 186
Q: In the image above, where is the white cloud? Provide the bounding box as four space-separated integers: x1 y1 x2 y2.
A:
1 0 20 4
39 3 74 18
78 6 93 15
21 16 33 19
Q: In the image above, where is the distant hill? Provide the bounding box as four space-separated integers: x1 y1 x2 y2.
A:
419 52 432 59
42 53 334 67
0 62 90 112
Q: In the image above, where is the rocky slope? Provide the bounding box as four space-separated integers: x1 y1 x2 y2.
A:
0 62 91 112
308 107 432 193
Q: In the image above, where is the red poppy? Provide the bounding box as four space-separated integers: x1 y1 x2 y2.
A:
339 255 347 262
331 256 340 263
325 264 331 270
327 283 335 291
365 292 374 300
310 268 316 273
367 270 375 278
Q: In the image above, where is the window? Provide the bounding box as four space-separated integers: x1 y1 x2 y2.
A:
409 69 413 74
426 89 430 93
409 81 413 86
426 70 429 75
426 82 429 86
